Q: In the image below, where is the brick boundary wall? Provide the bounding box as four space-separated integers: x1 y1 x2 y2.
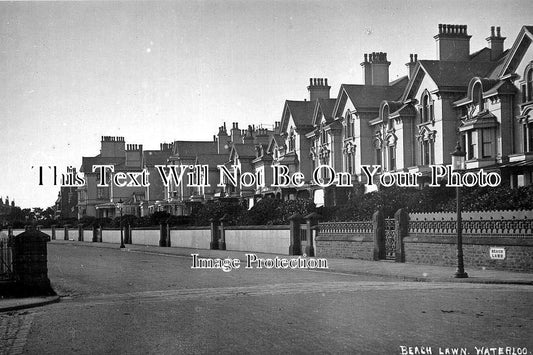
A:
315 210 533 272
316 221 374 260
404 234 533 272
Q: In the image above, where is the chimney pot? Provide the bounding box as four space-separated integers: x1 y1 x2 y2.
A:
491 26 495 37
496 26 501 37
325 78 328 86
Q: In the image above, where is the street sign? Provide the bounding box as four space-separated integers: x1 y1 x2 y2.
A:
489 247 506 260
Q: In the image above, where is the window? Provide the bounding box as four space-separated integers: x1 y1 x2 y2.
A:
481 129 493 158
388 146 396 171
376 148 382 166
526 68 533 101
97 187 107 199
346 154 353 174
420 91 433 123
345 113 353 138
422 140 430 165
467 131 477 160
472 83 484 111
524 122 533 152
320 125 329 145
288 130 296 152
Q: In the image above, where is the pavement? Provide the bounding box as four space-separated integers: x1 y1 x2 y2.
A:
1 239 532 313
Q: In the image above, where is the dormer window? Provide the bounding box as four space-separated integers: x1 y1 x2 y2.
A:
420 91 434 123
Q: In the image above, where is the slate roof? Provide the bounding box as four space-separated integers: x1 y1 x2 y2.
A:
418 60 497 89
283 100 315 129
313 98 337 125
143 150 172 166
230 143 257 159
169 141 217 160
195 153 229 167
341 84 406 109
80 156 125 173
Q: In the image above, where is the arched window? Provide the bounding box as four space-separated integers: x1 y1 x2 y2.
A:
472 82 484 111
288 130 296 152
526 68 533 101
420 91 433 123
345 112 354 138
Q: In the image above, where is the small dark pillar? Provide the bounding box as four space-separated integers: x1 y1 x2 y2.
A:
51 225 56 240
166 222 171 247
78 225 84 241
64 225 69 241
124 224 131 244
8 226 13 237
12 227 55 296
92 225 98 242
209 218 219 250
394 208 409 263
288 213 303 256
128 225 133 244
373 210 385 260
218 214 228 251
98 225 103 242
304 212 321 257
159 223 167 247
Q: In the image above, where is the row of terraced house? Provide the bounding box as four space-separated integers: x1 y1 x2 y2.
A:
70 24 533 219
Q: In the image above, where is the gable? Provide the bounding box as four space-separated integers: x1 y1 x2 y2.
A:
499 26 533 78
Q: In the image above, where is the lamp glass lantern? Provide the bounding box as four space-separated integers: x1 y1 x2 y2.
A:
450 142 466 171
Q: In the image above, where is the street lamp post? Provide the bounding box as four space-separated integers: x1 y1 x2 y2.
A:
116 199 125 249
450 142 468 278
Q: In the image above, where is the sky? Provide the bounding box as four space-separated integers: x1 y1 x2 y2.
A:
1 0 532 209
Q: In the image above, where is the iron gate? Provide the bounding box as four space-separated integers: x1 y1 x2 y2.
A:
384 218 396 260
0 234 13 280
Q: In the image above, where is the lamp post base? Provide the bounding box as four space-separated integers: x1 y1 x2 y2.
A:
454 271 468 278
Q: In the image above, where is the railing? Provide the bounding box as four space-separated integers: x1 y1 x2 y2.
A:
0 233 13 281
318 221 373 234
409 218 533 236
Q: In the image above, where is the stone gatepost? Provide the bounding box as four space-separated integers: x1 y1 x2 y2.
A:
288 213 303 256
92 225 98 242
51 225 56 240
304 212 321 257
209 218 219 250
373 210 385 260
12 227 55 296
218 214 228 251
78 225 84 241
97 225 103 242
394 208 409 263
159 223 167 247
166 221 171 247
124 224 131 244
64 225 69 241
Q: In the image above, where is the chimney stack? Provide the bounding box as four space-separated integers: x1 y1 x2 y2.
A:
405 53 418 79
217 122 230 153
230 122 242 144
307 78 331 101
486 26 506 61
434 24 471 61
361 52 390 85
